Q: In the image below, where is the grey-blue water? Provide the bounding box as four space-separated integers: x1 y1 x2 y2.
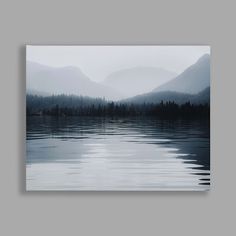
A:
26 116 210 191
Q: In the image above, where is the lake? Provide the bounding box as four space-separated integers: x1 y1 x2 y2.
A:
26 116 210 191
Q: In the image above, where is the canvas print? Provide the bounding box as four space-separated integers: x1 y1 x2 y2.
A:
26 45 210 191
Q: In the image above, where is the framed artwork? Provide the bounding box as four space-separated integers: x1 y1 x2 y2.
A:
26 45 210 191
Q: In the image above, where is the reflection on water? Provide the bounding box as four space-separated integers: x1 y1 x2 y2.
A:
26 117 210 191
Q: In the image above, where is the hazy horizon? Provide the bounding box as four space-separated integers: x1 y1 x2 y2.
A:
27 45 210 83
26 46 210 100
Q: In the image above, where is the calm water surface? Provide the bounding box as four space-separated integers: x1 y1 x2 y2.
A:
26 116 210 191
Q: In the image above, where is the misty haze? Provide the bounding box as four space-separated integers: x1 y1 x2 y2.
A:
26 46 210 191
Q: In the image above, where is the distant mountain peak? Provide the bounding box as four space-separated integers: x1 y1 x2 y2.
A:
26 62 123 100
197 53 210 63
102 66 177 98
153 54 210 94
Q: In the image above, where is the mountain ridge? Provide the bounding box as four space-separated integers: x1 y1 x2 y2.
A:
27 61 123 100
103 66 177 97
121 87 210 105
153 54 210 94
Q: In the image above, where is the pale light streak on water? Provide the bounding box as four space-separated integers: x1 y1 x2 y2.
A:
26 117 210 191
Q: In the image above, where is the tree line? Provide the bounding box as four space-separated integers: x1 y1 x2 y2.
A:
27 94 210 118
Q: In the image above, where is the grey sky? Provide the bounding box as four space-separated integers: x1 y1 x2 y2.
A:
27 45 210 82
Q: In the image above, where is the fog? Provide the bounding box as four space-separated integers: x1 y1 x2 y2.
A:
27 45 210 82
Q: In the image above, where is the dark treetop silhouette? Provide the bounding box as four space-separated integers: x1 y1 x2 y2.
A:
27 93 209 119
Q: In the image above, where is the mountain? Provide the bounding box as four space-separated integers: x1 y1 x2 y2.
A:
153 54 210 94
122 87 210 105
102 67 177 98
26 61 123 100
190 87 210 104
